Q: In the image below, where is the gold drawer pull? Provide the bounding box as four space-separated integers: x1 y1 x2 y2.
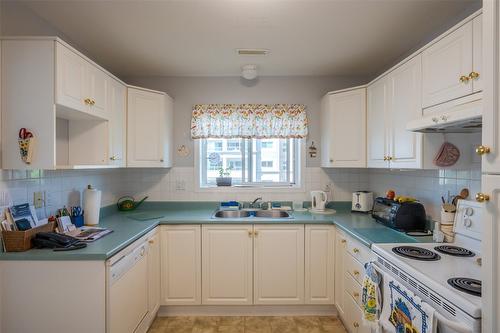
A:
148 240 154 244
459 75 470 83
341 239 346 244
476 145 490 155
353 270 360 276
353 248 360 254
469 71 480 80
353 291 360 297
475 193 490 202
353 322 360 328
248 230 253 237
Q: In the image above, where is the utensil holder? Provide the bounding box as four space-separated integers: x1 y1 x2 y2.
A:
71 215 84 228
18 137 36 164
2 222 55 252
440 208 455 225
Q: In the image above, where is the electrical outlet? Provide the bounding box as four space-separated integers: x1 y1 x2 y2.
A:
175 180 186 191
33 191 44 208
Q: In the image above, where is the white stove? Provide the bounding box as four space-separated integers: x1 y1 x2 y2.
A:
372 200 483 333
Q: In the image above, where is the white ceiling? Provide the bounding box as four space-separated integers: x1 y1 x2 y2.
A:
15 0 480 77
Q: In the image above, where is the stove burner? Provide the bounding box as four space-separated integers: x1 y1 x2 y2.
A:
448 277 481 296
392 246 441 261
434 245 475 257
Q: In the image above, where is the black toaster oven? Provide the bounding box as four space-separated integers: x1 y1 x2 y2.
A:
371 197 427 231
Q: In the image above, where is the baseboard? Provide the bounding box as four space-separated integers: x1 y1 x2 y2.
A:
157 305 338 317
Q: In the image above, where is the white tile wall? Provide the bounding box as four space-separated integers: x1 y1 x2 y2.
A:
368 167 481 220
0 166 480 222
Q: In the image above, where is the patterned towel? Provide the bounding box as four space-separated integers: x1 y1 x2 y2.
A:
379 271 437 333
362 262 382 328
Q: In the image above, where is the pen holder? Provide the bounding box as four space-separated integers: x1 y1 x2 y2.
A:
71 215 84 228
18 137 36 164
440 208 455 225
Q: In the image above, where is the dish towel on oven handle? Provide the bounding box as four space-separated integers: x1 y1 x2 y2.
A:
362 262 382 329
379 271 437 333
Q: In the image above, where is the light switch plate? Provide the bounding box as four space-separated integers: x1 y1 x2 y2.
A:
33 191 44 208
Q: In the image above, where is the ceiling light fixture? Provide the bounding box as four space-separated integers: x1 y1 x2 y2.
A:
241 64 258 80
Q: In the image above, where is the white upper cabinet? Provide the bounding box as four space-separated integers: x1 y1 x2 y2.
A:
321 87 366 168
253 224 305 305
107 78 126 167
422 20 477 108
472 15 483 92
56 43 108 119
367 77 389 168
387 55 423 169
202 225 253 305
127 87 173 168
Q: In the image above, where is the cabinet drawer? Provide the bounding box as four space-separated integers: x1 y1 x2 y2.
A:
344 271 362 308
343 290 369 333
345 237 371 266
345 252 364 284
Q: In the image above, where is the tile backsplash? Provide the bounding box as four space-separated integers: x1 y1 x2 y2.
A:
0 166 481 222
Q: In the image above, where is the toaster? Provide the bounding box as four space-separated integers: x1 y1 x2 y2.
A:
371 197 427 231
352 191 373 212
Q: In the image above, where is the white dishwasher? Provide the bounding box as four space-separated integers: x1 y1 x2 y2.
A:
107 240 149 333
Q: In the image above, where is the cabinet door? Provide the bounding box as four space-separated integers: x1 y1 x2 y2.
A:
367 77 389 168
472 15 483 92
482 8 500 173
86 63 108 118
56 44 86 112
305 225 335 304
481 174 500 333
334 231 347 320
161 94 174 167
388 56 423 169
329 88 366 168
107 78 126 166
343 290 368 333
320 95 334 167
254 224 305 304
147 231 161 316
422 21 473 108
202 225 253 305
160 225 201 305
127 87 166 167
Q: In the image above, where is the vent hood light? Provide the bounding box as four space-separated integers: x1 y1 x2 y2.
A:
241 64 258 80
237 49 269 56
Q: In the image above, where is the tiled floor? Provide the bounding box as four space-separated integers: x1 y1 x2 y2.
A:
147 316 347 333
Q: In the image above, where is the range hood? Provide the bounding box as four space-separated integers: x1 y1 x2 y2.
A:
407 96 482 133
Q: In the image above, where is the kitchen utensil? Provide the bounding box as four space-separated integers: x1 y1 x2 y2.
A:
460 188 470 199
117 196 148 211
310 191 327 212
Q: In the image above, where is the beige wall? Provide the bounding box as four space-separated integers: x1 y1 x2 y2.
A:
126 76 368 167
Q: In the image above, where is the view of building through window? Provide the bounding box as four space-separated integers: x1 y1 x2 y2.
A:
200 138 299 186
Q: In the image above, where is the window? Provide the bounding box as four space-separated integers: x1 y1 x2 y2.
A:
200 138 300 187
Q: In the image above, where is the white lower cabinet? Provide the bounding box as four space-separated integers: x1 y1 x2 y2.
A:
160 225 201 305
334 230 347 318
343 290 369 333
253 224 305 304
202 225 253 305
147 231 161 319
305 225 335 304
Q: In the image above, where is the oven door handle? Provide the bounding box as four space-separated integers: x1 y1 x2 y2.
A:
434 311 472 333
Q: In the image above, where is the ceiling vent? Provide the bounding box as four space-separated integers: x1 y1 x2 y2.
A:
236 49 269 56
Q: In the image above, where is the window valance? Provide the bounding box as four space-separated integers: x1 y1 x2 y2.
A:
190 104 308 139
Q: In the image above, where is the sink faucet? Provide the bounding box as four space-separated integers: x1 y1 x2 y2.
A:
250 197 263 209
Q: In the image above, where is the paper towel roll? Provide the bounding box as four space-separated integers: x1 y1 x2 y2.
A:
83 185 101 226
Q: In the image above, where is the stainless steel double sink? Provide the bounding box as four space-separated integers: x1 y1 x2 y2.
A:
212 209 292 219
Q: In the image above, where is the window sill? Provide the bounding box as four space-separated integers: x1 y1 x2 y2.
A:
195 184 305 193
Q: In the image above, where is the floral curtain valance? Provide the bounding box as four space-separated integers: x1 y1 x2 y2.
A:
190 104 308 139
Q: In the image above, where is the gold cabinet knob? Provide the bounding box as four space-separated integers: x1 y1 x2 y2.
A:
476 145 491 155
84 98 91 105
148 239 154 244
459 75 470 83
476 193 490 202
353 322 360 328
254 230 259 237
248 230 253 237
469 71 480 80
383 156 388 161
90 99 96 105
353 248 360 253
432 117 439 123
353 291 360 297
110 155 118 161
353 270 360 276
388 156 393 161
341 239 346 244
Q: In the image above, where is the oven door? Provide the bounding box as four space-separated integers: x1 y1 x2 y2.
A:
374 260 479 333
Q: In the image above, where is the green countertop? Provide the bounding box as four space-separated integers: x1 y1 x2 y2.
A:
0 202 433 261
